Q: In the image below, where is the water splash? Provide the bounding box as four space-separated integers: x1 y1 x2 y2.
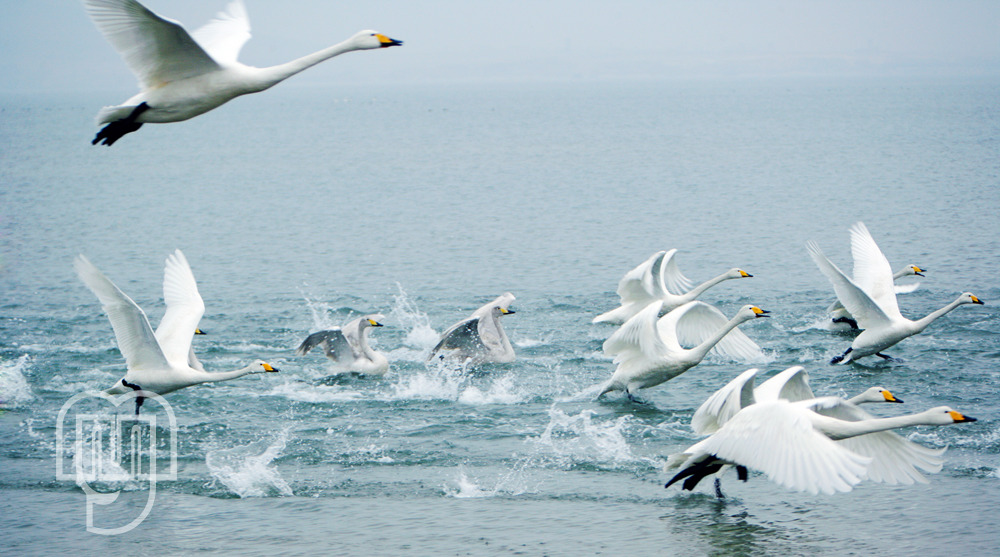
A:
0 355 34 408
444 464 536 498
389 283 439 355
206 430 293 498
530 405 663 470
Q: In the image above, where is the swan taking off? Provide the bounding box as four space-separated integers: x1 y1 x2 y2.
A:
83 0 402 145
594 250 753 325
598 301 768 398
429 293 516 365
807 222 984 364
75 250 279 414
296 314 389 375
666 398 976 495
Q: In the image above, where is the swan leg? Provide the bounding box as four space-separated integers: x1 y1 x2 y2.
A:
831 316 859 330
92 103 150 146
120 378 145 415
876 352 895 361
713 477 725 499
831 347 853 365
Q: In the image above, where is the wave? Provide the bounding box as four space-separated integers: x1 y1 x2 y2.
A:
205 429 294 498
0 355 35 407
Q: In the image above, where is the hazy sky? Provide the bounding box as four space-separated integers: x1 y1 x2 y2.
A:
1 0 999 94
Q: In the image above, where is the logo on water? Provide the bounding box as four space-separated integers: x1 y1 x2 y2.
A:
55 390 177 535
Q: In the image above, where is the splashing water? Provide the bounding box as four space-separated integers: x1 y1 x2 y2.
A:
390 283 439 353
531 406 644 467
206 430 293 498
0 355 34 408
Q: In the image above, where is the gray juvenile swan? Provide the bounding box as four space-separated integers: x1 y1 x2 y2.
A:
296 314 389 375
429 293 516 365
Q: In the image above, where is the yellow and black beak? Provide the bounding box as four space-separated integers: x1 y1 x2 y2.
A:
751 307 770 317
263 363 279 373
971 295 984 305
882 390 903 403
377 34 403 47
949 410 977 423
368 319 384 327
194 328 207 335
739 270 753 278
913 266 925 277
501 308 516 315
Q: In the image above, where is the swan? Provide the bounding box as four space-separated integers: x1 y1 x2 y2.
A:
428 293 516 365
594 249 753 324
807 223 984 364
821 223 926 330
598 300 769 398
295 314 389 375
665 399 976 495
83 0 402 145
75 250 279 413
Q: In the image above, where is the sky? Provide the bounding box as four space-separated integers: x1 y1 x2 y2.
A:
0 0 999 94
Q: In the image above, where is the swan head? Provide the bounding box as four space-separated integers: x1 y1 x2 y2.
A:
349 30 403 50
736 305 770 321
927 406 977 424
903 265 925 277
857 386 904 404
727 268 753 279
363 314 386 328
249 360 280 373
959 292 984 305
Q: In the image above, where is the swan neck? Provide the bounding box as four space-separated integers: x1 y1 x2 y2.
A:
913 298 964 333
195 364 257 383
691 315 745 359
687 272 732 298
820 412 940 440
257 40 357 89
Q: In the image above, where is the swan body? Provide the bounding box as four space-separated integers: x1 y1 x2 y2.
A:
598 301 769 397
666 399 976 495
75 250 278 408
429 293 517 365
691 366 902 436
84 0 402 145
807 222 983 363
296 314 389 375
593 249 752 324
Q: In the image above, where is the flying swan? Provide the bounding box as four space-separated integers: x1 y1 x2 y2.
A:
594 249 753 325
429 293 517 365
75 250 279 413
296 314 389 375
807 222 983 364
665 398 976 495
83 0 402 145
598 300 769 398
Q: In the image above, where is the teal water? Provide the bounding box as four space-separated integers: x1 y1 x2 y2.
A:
2 78 1000 555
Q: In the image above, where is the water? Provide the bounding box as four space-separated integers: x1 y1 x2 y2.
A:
2 77 1000 554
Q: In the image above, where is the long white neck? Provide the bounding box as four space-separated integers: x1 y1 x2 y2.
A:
690 314 749 361
815 410 947 440
891 268 910 280
911 296 966 334
357 326 378 359
252 39 360 91
192 363 260 384
686 272 734 300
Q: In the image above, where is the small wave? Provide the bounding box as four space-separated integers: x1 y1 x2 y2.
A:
515 338 548 348
444 465 536 498
0 355 35 407
457 374 527 405
205 430 293 498
265 381 365 403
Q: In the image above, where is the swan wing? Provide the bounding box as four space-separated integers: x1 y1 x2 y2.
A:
807 241 896 329
616 251 666 302
431 317 484 355
753 366 814 402
189 0 251 65
75 255 170 372
894 282 920 294
659 249 694 295
699 400 871 494
691 368 758 435
155 250 205 369
84 0 222 90
849 222 901 318
603 301 670 361
296 329 353 363
666 301 763 361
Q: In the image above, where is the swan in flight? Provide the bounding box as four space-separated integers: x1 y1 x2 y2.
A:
598 301 769 398
296 314 389 375
83 0 402 145
807 223 983 364
594 250 753 325
75 250 279 413
429 293 516 365
665 398 976 495
820 223 926 330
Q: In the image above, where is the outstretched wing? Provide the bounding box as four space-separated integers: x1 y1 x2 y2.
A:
616 251 666 303
84 0 221 89
807 241 897 329
603 300 669 362
849 222 901 319
296 328 353 363
75 255 170 372
666 301 763 361
659 249 694 295
691 368 759 435
155 249 205 369
431 318 484 355
190 0 251 65
753 365 814 403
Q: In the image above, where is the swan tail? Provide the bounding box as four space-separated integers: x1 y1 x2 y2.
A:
96 105 138 125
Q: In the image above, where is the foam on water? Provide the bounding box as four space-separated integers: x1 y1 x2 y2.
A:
206 429 294 498
531 405 639 466
389 361 529 404
266 380 365 403
0 355 34 407
444 464 536 498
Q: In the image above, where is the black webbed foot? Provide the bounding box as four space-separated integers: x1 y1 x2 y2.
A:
831 316 859 330
92 102 150 146
831 347 852 365
121 378 145 415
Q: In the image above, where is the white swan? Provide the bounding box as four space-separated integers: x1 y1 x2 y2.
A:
296 314 389 375
822 224 925 330
593 250 753 325
665 399 976 495
429 293 516 365
75 250 278 413
807 223 984 364
598 300 769 398
691 366 902 436
83 0 402 145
